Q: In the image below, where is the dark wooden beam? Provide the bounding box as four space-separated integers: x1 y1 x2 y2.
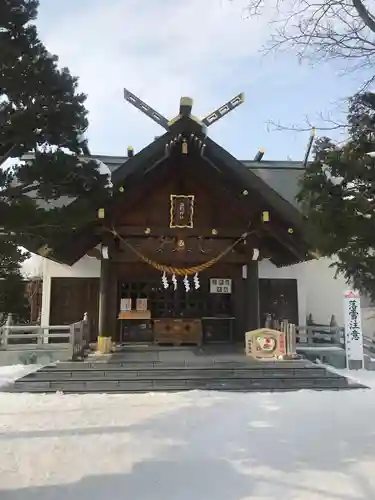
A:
100 225 250 238
110 248 250 264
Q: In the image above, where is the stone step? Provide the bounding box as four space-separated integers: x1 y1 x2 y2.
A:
6 375 361 393
2 356 367 394
25 367 337 381
45 360 319 371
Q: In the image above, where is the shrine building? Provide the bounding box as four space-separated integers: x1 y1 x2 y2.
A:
24 92 348 347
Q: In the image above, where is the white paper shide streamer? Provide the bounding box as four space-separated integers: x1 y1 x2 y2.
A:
193 273 200 289
161 272 199 291
183 275 190 292
171 274 177 290
161 272 169 289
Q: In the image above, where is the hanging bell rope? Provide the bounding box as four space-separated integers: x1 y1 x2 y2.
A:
109 227 250 276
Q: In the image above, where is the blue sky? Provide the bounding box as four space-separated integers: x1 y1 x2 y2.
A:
35 0 369 161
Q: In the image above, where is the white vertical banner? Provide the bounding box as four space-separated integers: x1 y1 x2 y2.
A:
343 290 364 369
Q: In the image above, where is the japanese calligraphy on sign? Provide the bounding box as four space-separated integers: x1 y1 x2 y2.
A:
210 278 232 294
136 298 148 312
343 290 364 367
120 298 132 312
169 195 195 228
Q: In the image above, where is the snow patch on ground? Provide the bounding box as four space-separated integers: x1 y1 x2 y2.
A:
323 363 375 388
0 364 42 389
1 373 375 499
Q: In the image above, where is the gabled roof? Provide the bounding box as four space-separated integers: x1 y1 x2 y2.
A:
55 157 304 207
245 162 304 208
200 136 305 230
20 114 311 265
109 116 305 227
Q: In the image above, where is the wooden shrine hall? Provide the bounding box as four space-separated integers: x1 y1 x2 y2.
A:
32 91 316 349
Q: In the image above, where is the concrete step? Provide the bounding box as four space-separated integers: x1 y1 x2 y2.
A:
6 374 361 393
25 367 337 381
2 356 367 394
44 360 320 370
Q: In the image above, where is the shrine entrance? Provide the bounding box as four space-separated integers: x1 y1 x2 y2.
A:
116 270 237 345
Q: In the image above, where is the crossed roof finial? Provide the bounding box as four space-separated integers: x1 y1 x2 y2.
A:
123 88 245 133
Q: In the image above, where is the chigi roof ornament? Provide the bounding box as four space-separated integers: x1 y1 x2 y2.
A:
123 88 245 135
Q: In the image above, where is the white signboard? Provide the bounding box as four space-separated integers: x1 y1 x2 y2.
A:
343 290 364 369
210 278 232 294
136 298 148 312
120 298 132 312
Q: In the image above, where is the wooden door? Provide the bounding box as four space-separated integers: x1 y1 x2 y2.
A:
259 278 298 326
50 278 99 340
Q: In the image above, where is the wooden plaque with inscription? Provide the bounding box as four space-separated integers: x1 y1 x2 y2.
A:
153 318 202 345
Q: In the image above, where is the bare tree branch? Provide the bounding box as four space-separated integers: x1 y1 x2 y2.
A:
266 107 349 135
352 0 375 33
231 0 375 133
237 0 375 83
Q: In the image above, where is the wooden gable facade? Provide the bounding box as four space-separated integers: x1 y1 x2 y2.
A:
42 106 314 345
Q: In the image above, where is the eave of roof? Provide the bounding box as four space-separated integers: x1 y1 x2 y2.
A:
201 137 305 232
18 117 311 265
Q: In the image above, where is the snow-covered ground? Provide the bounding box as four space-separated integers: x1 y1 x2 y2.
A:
1 366 375 499
0 364 42 389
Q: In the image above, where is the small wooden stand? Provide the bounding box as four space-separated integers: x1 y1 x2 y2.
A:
118 310 152 343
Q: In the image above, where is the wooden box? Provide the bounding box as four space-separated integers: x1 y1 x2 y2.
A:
153 318 202 346
120 320 153 343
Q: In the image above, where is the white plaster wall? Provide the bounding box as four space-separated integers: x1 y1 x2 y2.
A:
303 258 347 326
42 256 100 278
259 257 348 326
40 256 100 326
21 253 42 278
361 307 375 338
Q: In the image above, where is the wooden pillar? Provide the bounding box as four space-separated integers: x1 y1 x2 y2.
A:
106 263 118 341
233 272 245 342
97 254 111 350
244 261 260 331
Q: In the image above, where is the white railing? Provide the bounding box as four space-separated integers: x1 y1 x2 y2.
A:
0 313 90 361
264 317 344 354
291 324 343 347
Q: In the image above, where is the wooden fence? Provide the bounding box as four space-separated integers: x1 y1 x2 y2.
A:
265 317 344 354
0 313 90 361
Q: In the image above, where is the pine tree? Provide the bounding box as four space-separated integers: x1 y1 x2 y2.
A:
0 239 28 323
0 0 110 318
298 92 375 299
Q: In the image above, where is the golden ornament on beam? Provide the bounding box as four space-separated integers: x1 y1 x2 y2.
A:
37 244 52 257
262 211 270 222
176 239 185 251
